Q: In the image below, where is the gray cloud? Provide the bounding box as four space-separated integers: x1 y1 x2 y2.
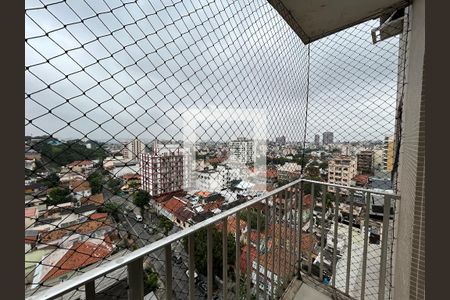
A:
25 0 399 144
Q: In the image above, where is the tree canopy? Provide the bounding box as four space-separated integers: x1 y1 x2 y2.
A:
133 190 150 209
46 187 72 206
183 227 237 278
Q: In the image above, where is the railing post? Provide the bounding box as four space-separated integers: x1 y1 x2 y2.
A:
85 280 95 300
263 198 269 296
271 195 276 298
332 187 340 289
223 218 228 300
127 257 144 300
320 184 326 283
207 226 213 300
246 208 251 299
235 211 241 300
378 196 391 300
164 245 172 300
308 183 315 275
297 182 304 280
255 208 261 299
188 234 195 300
346 190 354 295
361 192 371 300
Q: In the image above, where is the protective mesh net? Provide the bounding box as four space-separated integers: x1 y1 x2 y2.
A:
25 0 407 299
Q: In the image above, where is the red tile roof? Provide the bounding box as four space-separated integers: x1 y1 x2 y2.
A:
25 207 37 218
41 239 114 282
202 200 223 212
216 215 248 235
67 160 94 167
162 197 186 213
122 173 140 180
80 193 104 206
70 180 91 193
89 213 108 220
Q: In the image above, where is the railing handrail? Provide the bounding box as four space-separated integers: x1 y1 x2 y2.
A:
301 178 400 197
26 179 397 300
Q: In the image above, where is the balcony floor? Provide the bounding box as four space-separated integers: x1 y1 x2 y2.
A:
283 278 333 300
293 284 332 300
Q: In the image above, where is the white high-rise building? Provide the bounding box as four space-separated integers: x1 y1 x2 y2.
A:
229 138 254 164
140 151 184 197
123 138 146 161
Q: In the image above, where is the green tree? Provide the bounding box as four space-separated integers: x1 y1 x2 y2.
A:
41 173 60 188
46 187 72 205
240 210 265 232
107 178 122 195
143 268 159 294
133 190 150 209
183 227 237 278
88 171 104 194
98 202 121 222
158 216 174 235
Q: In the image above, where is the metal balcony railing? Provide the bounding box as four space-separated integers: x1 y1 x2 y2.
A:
26 178 399 300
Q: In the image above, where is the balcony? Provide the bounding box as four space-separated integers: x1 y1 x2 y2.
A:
26 179 398 300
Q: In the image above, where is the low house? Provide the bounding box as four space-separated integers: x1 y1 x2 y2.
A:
80 193 104 207
69 180 92 201
66 160 94 173
25 207 39 228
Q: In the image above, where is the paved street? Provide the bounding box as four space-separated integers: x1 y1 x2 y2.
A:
120 210 206 299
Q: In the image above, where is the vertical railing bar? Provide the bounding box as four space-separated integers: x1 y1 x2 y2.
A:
282 187 288 288
188 235 195 300
378 196 391 300
223 219 228 300
85 280 95 300
164 245 172 300
127 257 144 300
277 190 283 296
308 183 315 275
246 208 251 299
361 192 371 300
332 188 340 289
291 183 299 281
264 197 269 299
287 186 293 280
207 226 213 300
346 190 354 295
297 182 304 280
270 195 276 298
320 184 326 283
235 211 241 300
256 208 261 300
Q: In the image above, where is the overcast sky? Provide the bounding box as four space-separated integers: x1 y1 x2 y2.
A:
25 0 401 144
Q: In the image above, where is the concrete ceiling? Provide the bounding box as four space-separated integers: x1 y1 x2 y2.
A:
267 0 410 44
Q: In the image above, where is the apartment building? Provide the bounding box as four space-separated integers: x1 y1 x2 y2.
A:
122 138 146 161
383 135 395 172
357 150 374 174
229 138 254 164
327 156 357 194
322 131 334 145
140 151 184 197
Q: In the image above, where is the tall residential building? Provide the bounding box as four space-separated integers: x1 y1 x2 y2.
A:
123 138 146 160
356 150 373 174
383 135 395 172
140 149 184 197
327 156 357 194
229 138 254 164
275 136 286 145
322 132 334 145
372 149 384 171
314 134 320 146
